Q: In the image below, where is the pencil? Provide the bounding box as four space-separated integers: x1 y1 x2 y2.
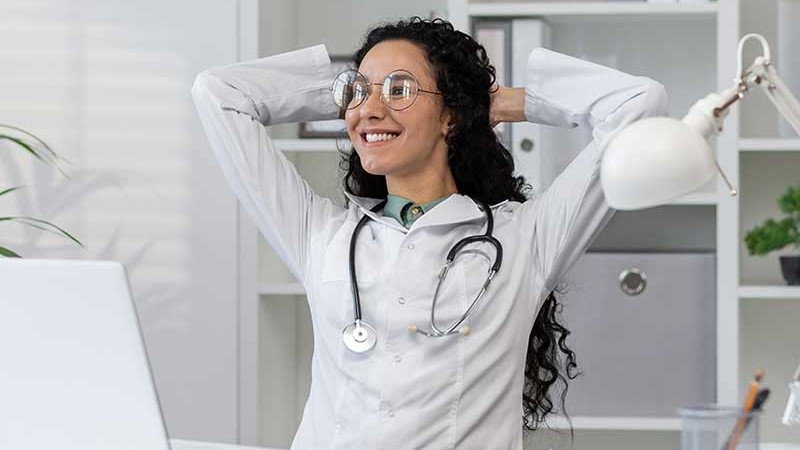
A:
720 388 770 450
725 368 765 450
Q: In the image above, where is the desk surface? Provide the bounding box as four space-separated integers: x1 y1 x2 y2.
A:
170 439 284 450
170 439 800 450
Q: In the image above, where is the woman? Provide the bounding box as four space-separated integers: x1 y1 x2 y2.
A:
192 17 667 450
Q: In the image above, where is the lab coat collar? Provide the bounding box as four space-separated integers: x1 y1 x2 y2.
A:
344 191 507 234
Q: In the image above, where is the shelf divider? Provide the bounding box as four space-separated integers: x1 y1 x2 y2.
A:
545 416 681 431
259 282 306 295
273 138 343 152
739 138 800 152
738 285 800 299
468 2 718 18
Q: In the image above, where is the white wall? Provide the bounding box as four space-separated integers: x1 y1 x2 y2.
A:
0 0 242 442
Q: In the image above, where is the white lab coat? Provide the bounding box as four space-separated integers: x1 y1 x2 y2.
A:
191 44 668 450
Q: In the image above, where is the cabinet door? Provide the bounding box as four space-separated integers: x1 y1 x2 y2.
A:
559 252 716 417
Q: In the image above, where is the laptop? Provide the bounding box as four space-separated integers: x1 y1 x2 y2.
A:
0 259 171 450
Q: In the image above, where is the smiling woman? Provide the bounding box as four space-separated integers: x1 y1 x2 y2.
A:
192 15 668 450
338 17 579 433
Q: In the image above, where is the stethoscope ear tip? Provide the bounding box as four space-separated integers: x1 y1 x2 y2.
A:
459 326 471 336
407 324 418 334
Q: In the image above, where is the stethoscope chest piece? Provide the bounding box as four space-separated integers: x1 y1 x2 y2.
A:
342 320 377 353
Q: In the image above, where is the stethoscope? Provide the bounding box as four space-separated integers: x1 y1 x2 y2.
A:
342 198 503 353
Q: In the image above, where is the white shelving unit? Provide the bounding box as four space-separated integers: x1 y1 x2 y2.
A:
449 0 734 439
244 1 800 448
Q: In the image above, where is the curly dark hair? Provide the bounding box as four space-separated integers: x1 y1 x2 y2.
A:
341 16 580 432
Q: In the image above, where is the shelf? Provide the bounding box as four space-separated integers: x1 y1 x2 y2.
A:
468 2 718 18
545 416 681 431
739 138 800 152
738 285 800 299
273 138 343 152
258 282 305 295
667 191 717 206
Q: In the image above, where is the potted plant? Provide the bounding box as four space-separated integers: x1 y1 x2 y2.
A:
1 124 82 257
744 184 800 285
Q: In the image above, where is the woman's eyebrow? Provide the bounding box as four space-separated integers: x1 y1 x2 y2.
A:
358 68 419 82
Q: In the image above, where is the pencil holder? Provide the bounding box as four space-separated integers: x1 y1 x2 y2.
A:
679 404 760 450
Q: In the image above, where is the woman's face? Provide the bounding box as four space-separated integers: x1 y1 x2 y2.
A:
345 39 452 177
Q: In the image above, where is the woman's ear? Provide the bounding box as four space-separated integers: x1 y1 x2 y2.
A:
440 109 454 135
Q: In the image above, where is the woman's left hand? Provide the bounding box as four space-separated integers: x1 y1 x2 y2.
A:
488 84 527 127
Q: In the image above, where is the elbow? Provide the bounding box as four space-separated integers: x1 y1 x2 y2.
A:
191 70 214 101
640 78 670 118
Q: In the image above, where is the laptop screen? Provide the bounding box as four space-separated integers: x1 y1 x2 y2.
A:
0 259 171 450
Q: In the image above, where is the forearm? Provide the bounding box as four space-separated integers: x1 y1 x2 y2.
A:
200 44 339 126
490 86 527 125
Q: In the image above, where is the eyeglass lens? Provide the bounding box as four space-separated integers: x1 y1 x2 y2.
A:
332 70 419 111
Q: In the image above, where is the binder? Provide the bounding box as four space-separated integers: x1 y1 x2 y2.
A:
473 19 551 194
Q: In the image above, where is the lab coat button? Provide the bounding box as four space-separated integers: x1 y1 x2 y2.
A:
406 243 415 250
393 354 402 363
397 297 406 305
387 409 395 418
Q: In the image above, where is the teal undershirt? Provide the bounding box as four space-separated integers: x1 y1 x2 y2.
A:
383 194 450 228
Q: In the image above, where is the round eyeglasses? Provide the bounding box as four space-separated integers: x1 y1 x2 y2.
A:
331 69 443 112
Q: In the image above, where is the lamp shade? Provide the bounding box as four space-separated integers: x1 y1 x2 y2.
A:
600 116 718 210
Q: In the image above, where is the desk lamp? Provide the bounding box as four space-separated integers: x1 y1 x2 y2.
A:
601 32 800 431
601 33 800 210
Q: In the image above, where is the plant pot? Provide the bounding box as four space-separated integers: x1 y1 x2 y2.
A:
780 255 800 285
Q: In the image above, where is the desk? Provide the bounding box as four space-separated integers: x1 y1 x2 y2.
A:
170 439 800 450
170 439 284 450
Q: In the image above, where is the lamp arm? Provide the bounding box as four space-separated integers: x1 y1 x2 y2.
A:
733 33 800 135
745 58 800 135
677 33 800 198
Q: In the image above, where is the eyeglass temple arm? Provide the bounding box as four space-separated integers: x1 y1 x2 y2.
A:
337 83 352 120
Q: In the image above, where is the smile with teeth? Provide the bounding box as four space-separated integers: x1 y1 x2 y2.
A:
364 132 400 143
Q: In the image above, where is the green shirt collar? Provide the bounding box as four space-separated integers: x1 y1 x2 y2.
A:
384 194 451 228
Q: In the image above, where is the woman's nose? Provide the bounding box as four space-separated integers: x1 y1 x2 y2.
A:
359 84 387 120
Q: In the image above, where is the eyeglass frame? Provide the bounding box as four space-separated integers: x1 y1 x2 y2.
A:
331 68 444 114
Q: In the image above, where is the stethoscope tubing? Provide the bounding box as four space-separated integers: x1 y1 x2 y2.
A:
348 200 387 324
345 197 502 350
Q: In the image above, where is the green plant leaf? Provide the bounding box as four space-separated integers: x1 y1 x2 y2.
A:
0 124 59 159
0 134 47 163
744 217 797 255
0 245 21 257
0 186 22 198
0 124 69 176
0 216 83 247
778 185 800 215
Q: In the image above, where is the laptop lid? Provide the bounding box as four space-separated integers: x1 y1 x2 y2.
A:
0 258 171 450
